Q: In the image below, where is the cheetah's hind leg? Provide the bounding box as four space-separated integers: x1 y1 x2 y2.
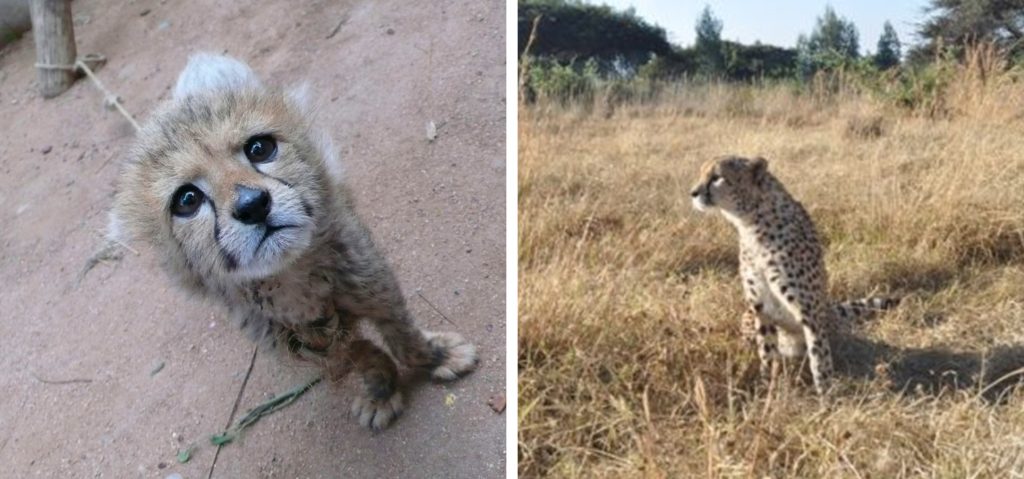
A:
370 310 479 381
423 331 479 381
800 321 834 395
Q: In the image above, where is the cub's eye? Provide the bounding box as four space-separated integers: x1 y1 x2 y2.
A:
171 184 205 217
709 173 723 184
243 135 277 163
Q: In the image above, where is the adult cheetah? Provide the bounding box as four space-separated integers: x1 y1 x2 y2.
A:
690 155 897 393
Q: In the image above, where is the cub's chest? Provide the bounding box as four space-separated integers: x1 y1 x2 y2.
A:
228 277 354 356
240 274 337 327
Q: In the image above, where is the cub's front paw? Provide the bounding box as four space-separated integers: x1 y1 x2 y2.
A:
351 391 404 431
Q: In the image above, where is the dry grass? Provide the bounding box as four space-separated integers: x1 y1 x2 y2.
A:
518 65 1024 477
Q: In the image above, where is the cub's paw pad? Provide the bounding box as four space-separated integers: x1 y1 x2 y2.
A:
425 331 479 381
350 391 404 431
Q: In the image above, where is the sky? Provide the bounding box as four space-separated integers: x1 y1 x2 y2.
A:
585 1 931 54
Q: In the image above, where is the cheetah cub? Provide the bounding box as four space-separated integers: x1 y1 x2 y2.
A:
110 54 478 429
690 156 896 394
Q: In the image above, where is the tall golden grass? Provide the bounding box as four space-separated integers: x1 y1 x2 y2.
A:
519 52 1024 477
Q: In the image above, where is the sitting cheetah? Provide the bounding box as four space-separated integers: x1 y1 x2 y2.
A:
690 155 897 393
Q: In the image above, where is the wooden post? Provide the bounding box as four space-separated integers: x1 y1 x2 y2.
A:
29 0 76 98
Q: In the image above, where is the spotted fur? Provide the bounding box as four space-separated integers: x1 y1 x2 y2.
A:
111 54 477 430
740 297 899 346
691 155 897 394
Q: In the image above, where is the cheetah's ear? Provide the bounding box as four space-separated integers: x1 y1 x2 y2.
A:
106 209 128 245
283 82 345 184
285 81 314 116
750 157 768 183
173 53 263 100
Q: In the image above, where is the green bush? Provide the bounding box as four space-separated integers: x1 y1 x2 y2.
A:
526 57 600 104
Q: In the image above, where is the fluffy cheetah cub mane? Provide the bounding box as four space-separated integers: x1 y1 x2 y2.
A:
690 155 897 393
110 53 478 430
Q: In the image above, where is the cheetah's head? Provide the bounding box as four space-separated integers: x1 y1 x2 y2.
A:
690 156 769 216
110 53 343 289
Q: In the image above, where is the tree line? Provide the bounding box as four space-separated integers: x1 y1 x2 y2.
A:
519 0 1021 83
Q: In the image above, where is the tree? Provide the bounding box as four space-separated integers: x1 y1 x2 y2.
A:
797 6 861 76
694 5 726 76
723 41 798 80
916 0 1024 60
810 6 860 58
874 21 902 69
517 0 671 71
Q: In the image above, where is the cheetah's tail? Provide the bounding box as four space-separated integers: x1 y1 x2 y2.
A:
832 296 900 322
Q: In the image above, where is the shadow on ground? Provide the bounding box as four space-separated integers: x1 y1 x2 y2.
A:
834 335 1024 403
838 261 1024 402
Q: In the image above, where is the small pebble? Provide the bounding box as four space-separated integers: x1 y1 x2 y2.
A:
426 121 437 141
41 145 52 155
487 393 506 413
386 28 395 35
140 9 151 16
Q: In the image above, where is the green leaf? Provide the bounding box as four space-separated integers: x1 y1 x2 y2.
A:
176 445 195 463
204 376 321 451
210 432 235 446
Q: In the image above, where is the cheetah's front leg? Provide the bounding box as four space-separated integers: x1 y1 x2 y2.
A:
338 339 404 430
740 265 779 383
744 308 780 381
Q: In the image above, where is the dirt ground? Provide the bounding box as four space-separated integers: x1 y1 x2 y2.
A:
0 0 506 477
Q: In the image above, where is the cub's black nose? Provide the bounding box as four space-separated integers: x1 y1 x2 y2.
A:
690 188 700 197
233 185 271 224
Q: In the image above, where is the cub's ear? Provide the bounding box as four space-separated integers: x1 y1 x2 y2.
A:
105 207 136 249
107 187 149 247
285 81 314 116
281 82 344 184
750 156 768 183
173 53 262 100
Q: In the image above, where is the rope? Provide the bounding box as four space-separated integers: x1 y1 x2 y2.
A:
61 55 142 276
34 57 141 133
33 62 73 70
